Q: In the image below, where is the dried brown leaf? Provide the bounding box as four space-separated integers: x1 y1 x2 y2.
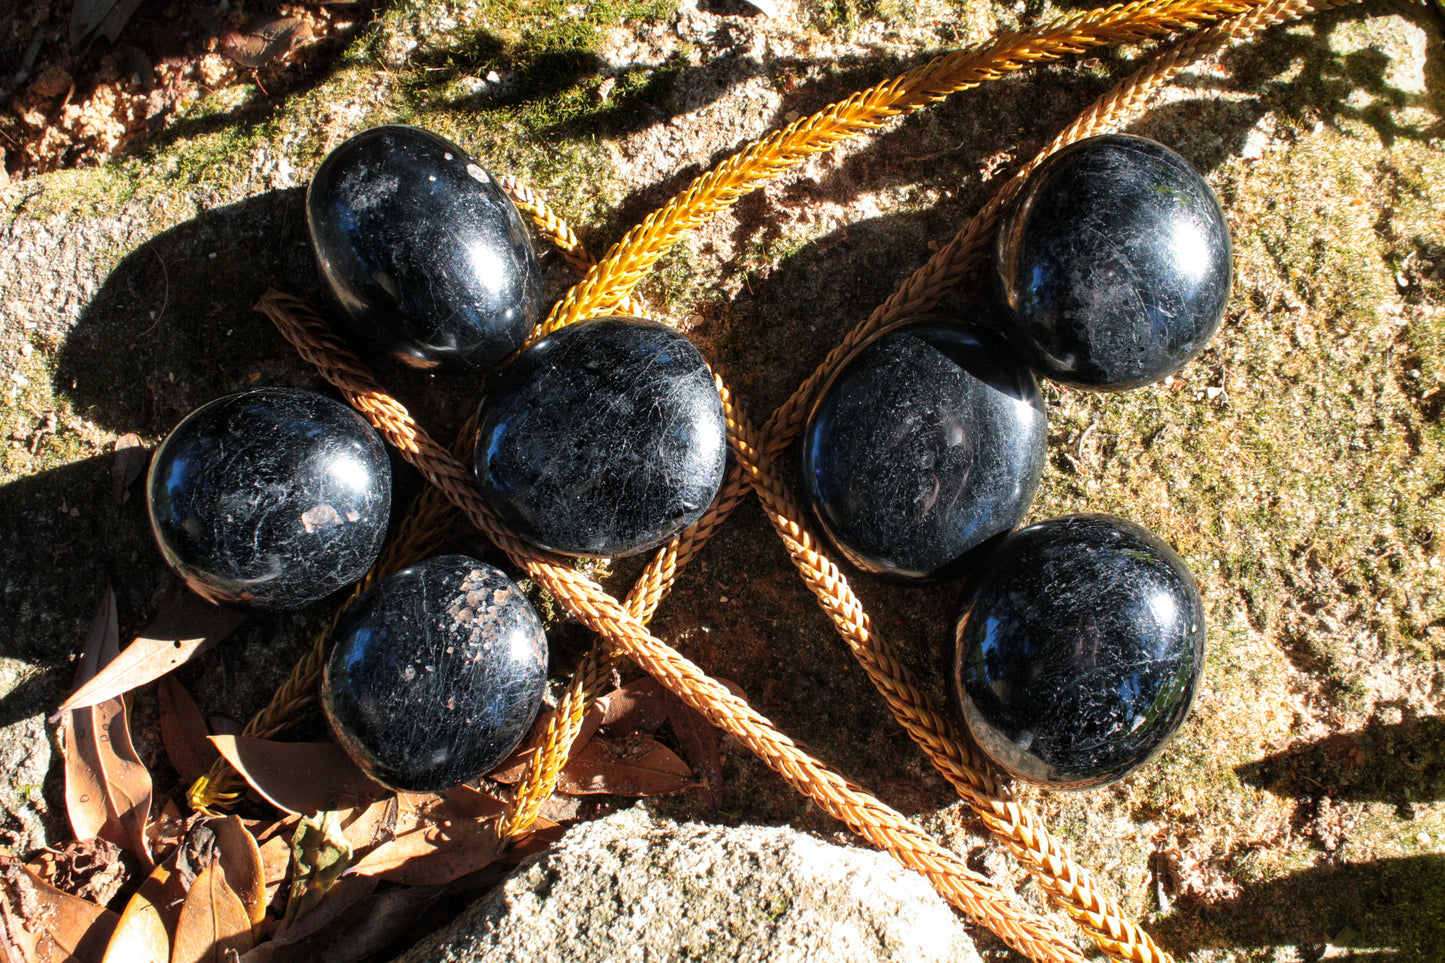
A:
111 434 147 506
25 838 129 907
281 812 350 929
247 818 299 891
437 785 508 822
600 676 675 735
667 681 737 810
209 738 386 815
237 886 440 963
0 859 118 963
265 875 376 948
56 585 246 716
70 0 142 49
171 861 254 963
345 818 506 886
101 855 183 963
157 677 217 786
207 817 266 936
485 697 608 785
219 17 313 70
61 589 118 842
60 586 154 867
557 734 695 797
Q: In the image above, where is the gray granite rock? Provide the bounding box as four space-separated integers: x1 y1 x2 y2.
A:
397 806 983 963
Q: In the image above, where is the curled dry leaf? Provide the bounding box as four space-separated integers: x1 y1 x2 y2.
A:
207 816 267 936
485 696 610 785
265 875 376 949
346 817 506 887
283 812 351 928
248 817 300 891
158 676 218 786
238 885 441 963
600 676 676 735
111 433 147 506
55 584 247 716
101 855 185 963
171 861 254 963
209 737 387 815
60 585 154 868
557 734 695 797
0 858 119 963
25 837 130 907
219 17 313 70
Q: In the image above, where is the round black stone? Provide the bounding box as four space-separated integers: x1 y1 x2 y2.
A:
475 317 728 558
322 555 548 792
994 134 1232 391
799 318 1046 582
307 125 543 372
953 514 1205 789
147 388 392 611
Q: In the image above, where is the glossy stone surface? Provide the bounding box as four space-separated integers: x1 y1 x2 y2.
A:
475 317 727 558
994 134 1232 391
147 388 392 611
307 125 543 372
322 555 549 792
799 319 1046 581
953 514 1205 789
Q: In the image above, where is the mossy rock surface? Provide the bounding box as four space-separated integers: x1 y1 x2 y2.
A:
1 1 1442 960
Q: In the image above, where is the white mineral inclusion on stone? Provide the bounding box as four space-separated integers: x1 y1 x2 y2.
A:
467 163 490 184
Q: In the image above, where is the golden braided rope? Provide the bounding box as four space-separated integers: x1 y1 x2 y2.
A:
188 175 640 812
731 0 1361 957
494 0 1311 861
255 294 1088 963
533 0 1284 340
200 0 1381 958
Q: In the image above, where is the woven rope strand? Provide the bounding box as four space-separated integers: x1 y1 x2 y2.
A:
730 3 1363 961
258 295 1089 963
535 0 1281 339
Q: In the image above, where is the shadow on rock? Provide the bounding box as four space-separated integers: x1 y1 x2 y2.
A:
1154 852 1445 960
1236 710 1445 810
51 187 322 437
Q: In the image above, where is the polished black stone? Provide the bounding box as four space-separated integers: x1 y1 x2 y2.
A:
475 317 728 558
994 134 1232 391
147 388 392 611
322 555 548 792
799 318 1046 582
307 125 543 372
953 514 1205 789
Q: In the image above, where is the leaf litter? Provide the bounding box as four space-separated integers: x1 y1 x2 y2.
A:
20 583 729 962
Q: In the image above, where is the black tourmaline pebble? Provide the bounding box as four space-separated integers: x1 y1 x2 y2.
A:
322 555 549 793
307 125 543 372
147 387 392 611
474 316 728 558
954 515 1205 789
994 134 1232 391
799 319 1046 581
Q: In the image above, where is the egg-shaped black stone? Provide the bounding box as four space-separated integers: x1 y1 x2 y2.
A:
322 555 548 792
307 125 543 372
799 319 1046 582
147 388 392 611
475 317 727 558
994 134 1232 391
953 514 1205 789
